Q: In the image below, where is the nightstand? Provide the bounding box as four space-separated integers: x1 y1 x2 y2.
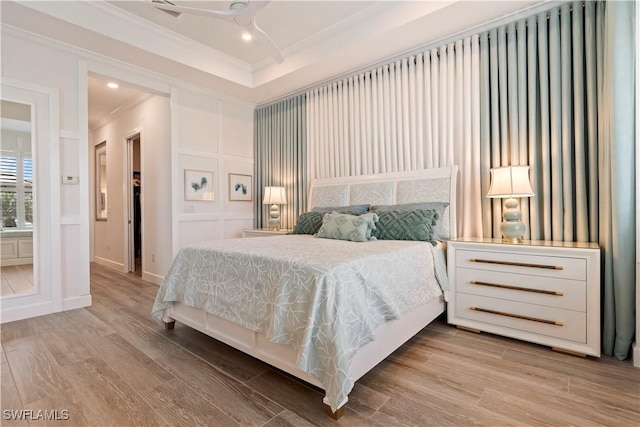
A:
447 238 601 357
241 229 292 238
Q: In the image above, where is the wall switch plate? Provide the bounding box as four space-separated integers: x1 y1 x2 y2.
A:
183 205 194 213
62 176 79 184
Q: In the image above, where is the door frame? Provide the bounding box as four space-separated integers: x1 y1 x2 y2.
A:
124 131 141 273
1 79 61 323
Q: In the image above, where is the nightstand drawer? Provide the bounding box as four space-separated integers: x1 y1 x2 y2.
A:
455 267 586 311
456 250 586 281
456 293 586 343
448 239 600 356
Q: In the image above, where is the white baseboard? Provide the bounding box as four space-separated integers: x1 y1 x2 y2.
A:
633 342 640 368
62 294 92 311
0 257 33 267
93 256 124 272
1 301 54 323
1 295 93 324
142 271 163 285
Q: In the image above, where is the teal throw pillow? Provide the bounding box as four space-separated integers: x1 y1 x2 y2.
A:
370 202 449 240
372 209 439 243
292 211 325 235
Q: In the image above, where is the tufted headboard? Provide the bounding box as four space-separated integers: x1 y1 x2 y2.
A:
308 166 458 239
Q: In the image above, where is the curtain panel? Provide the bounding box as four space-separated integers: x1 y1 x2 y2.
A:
254 95 307 230
479 0 636 359
598 0 636 360
306 38 483 237
256 0 635 360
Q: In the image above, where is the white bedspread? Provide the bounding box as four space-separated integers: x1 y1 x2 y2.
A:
152 235 448 411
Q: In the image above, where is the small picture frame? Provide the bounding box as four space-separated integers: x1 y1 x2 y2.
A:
228 173 252 201
184 169 214 201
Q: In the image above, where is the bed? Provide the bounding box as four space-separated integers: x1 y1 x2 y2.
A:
152 166 458 418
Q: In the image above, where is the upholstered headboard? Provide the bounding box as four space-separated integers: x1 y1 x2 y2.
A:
308 166 458 239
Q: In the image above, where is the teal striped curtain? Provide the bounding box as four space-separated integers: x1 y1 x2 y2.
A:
254 95 307 229
480 0 636 359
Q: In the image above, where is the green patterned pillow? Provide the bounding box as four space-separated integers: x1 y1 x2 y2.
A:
292 212 325 235
372 209 439 243
370 202 449 240
316 213 370 242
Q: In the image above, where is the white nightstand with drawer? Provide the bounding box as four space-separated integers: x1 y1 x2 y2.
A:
447 238 601 357
242 229 292 238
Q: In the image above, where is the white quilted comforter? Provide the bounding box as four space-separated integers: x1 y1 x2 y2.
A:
152 235 448 411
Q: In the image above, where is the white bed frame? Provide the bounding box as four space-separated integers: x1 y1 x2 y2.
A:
161 166 458 418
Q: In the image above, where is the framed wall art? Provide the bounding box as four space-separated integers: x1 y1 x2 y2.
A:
184 169 214 201
228 173 252 201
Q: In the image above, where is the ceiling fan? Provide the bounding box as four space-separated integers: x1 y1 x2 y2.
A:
148 0 284 63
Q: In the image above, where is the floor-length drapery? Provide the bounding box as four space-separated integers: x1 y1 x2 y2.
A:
255 0 635 360
598 0 636 360
306 39 482 237
254 95 307 230
479 0 635 359
479 3 601 242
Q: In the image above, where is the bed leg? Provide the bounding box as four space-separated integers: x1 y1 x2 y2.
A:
161 313 176 330
326 405 345 420
162 315 176 330
163 320 175 330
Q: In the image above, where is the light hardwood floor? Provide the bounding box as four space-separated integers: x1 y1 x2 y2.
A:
1 263 638 426
1 264 34 297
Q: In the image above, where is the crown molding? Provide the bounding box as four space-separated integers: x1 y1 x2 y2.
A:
17 1 255 88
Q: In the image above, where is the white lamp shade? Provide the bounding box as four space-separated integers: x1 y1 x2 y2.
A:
487 166 534 198
263 186 287 205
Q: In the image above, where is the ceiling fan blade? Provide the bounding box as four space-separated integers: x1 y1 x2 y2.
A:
147 1 234 21
238 0 269 17
147 0 284 64
231 0 269 27
251 20 283 64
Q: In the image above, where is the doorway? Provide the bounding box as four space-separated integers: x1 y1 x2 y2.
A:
127 133 142 275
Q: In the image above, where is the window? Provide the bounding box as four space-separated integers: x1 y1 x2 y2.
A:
1 152 32 230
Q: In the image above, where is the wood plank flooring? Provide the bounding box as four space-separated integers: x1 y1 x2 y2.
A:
1 263 638 426
1 264 34 297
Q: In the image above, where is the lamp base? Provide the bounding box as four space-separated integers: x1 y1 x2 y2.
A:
500 197 526 244
501 236 524 244
268 204 281 231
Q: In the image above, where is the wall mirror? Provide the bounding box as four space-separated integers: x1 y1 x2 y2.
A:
2 79 58 323
95 141 107 221
0 99 35 298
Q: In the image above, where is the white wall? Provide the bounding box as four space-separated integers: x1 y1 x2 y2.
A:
173 89 254 252
1 129 30 152
2 29 89 315
92 94 172 282
2 26 255 318
91 87 254 284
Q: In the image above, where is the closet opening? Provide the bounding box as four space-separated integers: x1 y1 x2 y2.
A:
127 133 142 275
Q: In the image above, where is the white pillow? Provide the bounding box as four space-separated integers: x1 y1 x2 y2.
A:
315 212 375 242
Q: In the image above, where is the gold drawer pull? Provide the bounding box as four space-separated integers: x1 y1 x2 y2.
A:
469 258 563 270
470 280 564 296
469 306 564 326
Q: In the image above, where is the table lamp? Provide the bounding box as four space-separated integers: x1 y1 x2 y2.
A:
263 186 287 231
487 165 534 243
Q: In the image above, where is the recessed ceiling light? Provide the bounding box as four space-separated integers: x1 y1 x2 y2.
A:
107 82 119 89
242 32 252 41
